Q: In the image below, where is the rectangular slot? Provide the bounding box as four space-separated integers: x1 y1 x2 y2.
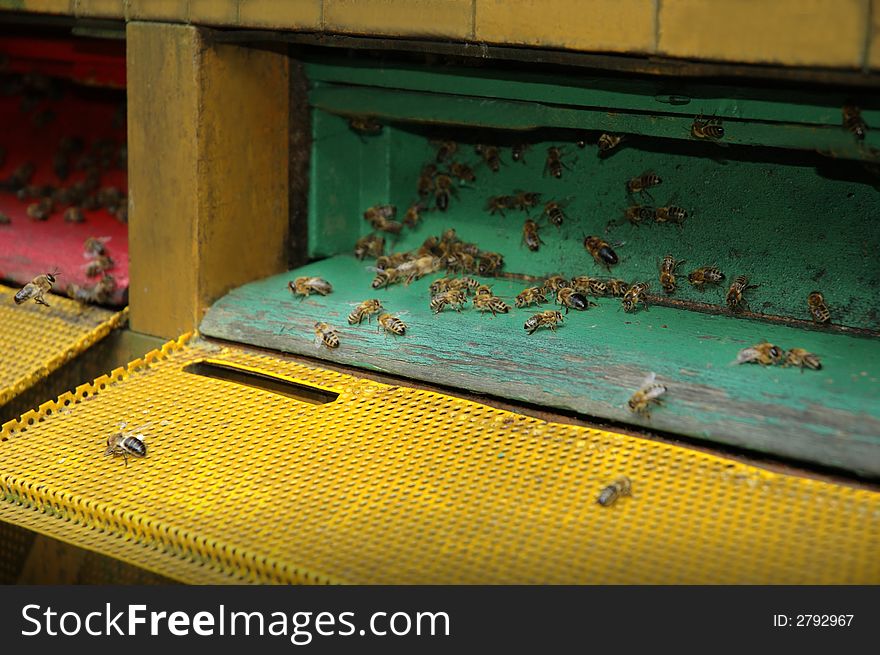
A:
183 361 338 405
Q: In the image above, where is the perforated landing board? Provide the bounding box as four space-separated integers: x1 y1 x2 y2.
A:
1 334 878 584
0 284 127 406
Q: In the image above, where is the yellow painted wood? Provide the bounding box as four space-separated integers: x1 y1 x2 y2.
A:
127 0 188 21
869 0 880 70
189 0 239 25
127 22 289 340
6 0 74 14
476 0 655 53
325 0 473 39
237 0 321 29
659 0 866 68
74 0 124 18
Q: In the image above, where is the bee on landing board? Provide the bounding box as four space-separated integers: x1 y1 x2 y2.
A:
626 172 661 199
486 195 514 216
627 372 666 417
542 275 571 295
570 275 607 297
105 422 149 466
515 286 547 309
289 277 333 297
433 174 458 212
543 199 570 227
784 348 822 372
403 201 429 228
64 206 85 223
354 234 385 260
807 291 831 324
14 271 59 307
687 266 725 290
733 342 784 366
654 205 688 225
364 204 403 234
597 133 624 157
349 116 383 136
447 162 476 183
26 198 53 221
511 144 530 163
524 310 564 334
475 144 502 172
583 236 619 270
522 219 544 252
417 164 437 198
625 205 655 226
430 289 468 314
691 113 725 140
842 104 867 141
726 275 757 312
348 299 384 325
557 288 595 313
432 140 458 163
597 476 632 507
473 294 510 316
377 313 407 336
658 255 685 295
314 322 340 349
511 190 542 211
544 146 572 179
621 282 649 313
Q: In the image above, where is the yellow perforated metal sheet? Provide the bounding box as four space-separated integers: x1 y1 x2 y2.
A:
0 284 128 406
1 333 878 584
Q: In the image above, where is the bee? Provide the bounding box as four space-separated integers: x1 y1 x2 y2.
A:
85 255 114 277
570 275 606 296
515 286 548 308
403 201 428 228
473 294 510 316
655 205 688 225
784 348 822 372
84 236 111 257
313 321 340 349
605 279 629 297
687 266 725 290
658 255 685 295
105 423 148 466
807 291 831 324
733 342 784 366
542 275 571 295
69 274 117 305
289 276 333 297
474 284 493 297
691 113 724 140
347 299 384 325
26 198 53 221
434 174 458 211
628 371 666 417
375 252 410 270
96 186 123 211
114 202 128 224
626 172 662 198
349 116 382 135
544 146 571 179
511 144 529 163
377 312 407 336
625 205 655 226
543 199 570 227
842 104 867 141
511 190 542 211
0 212 10 225
476 144 502 172
14 271 59 306
583 236 619 270
354 234 385 260
447 276 480 294
430 289 468 313
17 184 55 201
432 140 458 163
477 252 504 276
399 255 441 284
524 310 565 335
417 164 437 198
6 161 35 190
597 133 624 156
364 204 403 233
63 206 85 223
486 195 514 216
726 275 757 312
448 162 476 183
371 267 399 289
522 219 544 251
597 476 632 507
557 288 595 313
621 282 650 313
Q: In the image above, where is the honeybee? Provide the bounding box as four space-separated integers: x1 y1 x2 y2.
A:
434 174 458 211
432 140 458 163
348 299 384 324
105 422 148 466
403 201 428 228
314 321 340 349
627 371 666 417
515 286 548 308
542 275 571 295
0 212 10 225
658 255 685 295
399 255 441 284
605 279 629 297
486 195 513 216
289 276 333 297
687 266 725 290
349 116 382 135
784 348 822 372
476 144 502 172
417 164 437 198
96 186 123 211
474 284 493 297
544 146 571 179
85 255 114 277
7 161 35 189
522 219 544 251
17 184 54 201
448 162 476 183
583 236 619 270
511 144 529 163
114 203 128 224
807 291 830 324
477 252 504 276
557 288 595 313
375 252 410 270
364 204 402 233
447 276 480 294
570 275 606 296
26 198 53 221
543 199 570 227
842 104 867 140
430 289 468 313
597 133 624 156
511 190 542 211
68 274 117 305
354 234 385 260
621 282 649 313
14 271 59 306
655 205 687 225
597 476 632 507
626 172 662 197
733 341 784 366
691 113 724 140
473 294 510 316
378 312 407 336
726 275 757 312
625 205 654 226
371 267 399 289
84 236 110 257
524 310 564 334
63 206 85 223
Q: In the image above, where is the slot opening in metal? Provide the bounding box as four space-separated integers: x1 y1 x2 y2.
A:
183 361 339 405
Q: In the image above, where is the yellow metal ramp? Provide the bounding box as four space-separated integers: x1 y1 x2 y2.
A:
0 284 128 406
1 334 878 584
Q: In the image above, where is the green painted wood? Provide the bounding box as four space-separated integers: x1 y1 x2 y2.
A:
200 255 880 477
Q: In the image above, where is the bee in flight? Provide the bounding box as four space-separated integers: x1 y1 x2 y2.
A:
784 348 822 372
524 310 564 335
105 422 149 466
289 276 333 297
733 341 784 366
314 322 340 349
807 291 830 324
691 113 724 140
597 476 632 507
14 270 59 306
627 372 666 417
348 299 384 325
